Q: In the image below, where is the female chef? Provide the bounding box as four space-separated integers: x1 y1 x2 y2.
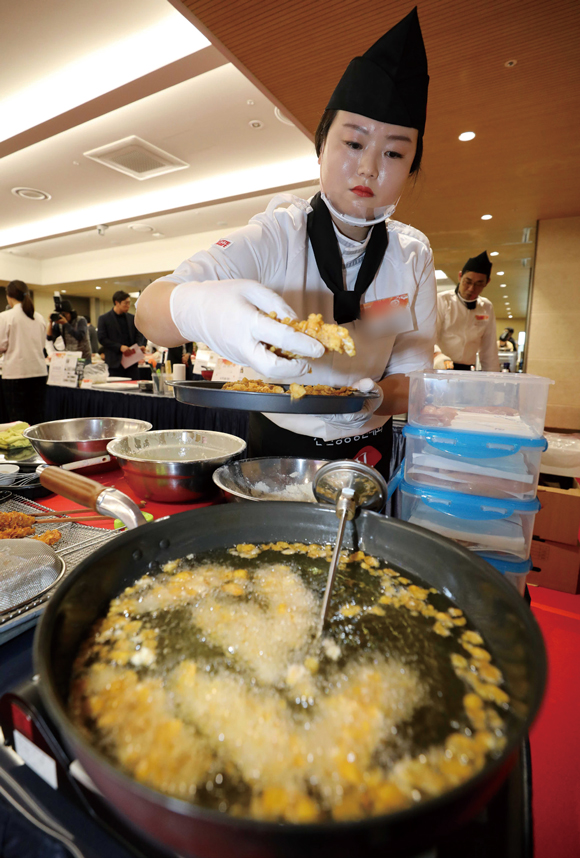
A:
136 8 436 480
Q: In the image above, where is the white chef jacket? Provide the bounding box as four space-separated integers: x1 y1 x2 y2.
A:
0 304 47 379
436 290 500 372
162 194 436 440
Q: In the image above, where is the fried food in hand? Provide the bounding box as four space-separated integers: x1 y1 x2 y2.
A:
33 529 62 546
268 313 356 358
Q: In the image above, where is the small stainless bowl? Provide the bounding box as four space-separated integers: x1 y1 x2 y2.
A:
212 457 329 502
23 417 153 472
107 429 247 503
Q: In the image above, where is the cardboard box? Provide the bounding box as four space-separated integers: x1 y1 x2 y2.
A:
534 480 580 546
529 538 580 594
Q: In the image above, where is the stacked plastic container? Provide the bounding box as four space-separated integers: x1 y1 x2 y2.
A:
400 371 554 594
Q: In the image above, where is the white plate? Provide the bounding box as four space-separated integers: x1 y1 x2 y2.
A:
97 382 139 391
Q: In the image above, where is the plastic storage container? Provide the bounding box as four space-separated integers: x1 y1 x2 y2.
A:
402 426 548 500
477 553 532 597
399 480 541 559
407 371 554 438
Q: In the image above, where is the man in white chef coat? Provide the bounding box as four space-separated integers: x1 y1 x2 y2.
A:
434 251 500 372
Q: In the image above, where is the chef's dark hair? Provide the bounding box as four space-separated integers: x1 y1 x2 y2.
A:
113 290 130 304
314 109 423 175
6 279 35 320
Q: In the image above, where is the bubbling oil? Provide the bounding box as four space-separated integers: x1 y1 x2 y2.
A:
68 543 510 823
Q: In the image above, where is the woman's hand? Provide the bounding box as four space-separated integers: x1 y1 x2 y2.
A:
168 280 325 378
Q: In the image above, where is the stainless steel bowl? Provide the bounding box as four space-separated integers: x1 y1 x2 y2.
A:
107 429 246 503
23 417 153 472
212 457 329 502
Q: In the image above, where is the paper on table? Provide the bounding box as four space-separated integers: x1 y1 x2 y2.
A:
121 344 145 369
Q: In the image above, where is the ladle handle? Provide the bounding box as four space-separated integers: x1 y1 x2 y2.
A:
316 502 351 639
40 466 104 510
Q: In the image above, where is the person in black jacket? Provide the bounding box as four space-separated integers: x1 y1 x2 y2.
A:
97 291 146 379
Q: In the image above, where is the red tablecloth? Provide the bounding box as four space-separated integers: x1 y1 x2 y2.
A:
34 465 220 527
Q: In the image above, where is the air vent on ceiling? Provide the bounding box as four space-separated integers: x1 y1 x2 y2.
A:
83 136 189 181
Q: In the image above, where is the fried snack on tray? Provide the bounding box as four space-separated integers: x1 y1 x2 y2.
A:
223 379 284 393
0 526 34 539
267 313 356 358
0 512 35 530
223 379 358 400
0 511 62 545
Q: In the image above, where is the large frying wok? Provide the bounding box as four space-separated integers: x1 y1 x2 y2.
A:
34 473 546 858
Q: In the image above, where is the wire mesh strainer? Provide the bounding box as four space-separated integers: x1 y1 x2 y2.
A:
0 539 65 614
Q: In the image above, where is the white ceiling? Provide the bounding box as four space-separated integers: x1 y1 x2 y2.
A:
0 0 319 299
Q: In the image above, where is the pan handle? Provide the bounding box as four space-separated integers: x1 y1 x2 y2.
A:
39 466 147 530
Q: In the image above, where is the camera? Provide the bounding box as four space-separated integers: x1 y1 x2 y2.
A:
50 292 63 323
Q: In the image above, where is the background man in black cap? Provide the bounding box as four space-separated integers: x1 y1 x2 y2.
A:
434 252 499 372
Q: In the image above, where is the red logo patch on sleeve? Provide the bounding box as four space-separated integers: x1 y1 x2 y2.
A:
215 239 232 248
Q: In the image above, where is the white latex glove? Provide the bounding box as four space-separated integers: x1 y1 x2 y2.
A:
320 378 384 431
433 350 454 370
170 280 324 378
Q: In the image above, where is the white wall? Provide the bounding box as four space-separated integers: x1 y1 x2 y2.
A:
0 228 226 287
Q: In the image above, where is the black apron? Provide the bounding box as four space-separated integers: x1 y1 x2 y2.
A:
247 412 393 481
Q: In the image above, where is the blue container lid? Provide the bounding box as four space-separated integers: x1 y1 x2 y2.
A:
403 424 547 453
477 553 533 575
400 478 541 518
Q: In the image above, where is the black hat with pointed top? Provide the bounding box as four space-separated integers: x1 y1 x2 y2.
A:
461 251 492 278
326 7 429 135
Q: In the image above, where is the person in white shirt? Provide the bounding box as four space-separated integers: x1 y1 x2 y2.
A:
434 252 500 372
0 280 48 425
135 9 436 479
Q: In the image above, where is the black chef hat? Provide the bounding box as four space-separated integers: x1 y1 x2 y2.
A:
59 300 73 313
326 7 429 136
461 251 492 279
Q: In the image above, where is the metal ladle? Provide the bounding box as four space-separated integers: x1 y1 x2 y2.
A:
312 460 388 638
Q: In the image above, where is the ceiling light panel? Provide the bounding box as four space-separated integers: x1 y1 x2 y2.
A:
0 15 209 143
84 137 189 181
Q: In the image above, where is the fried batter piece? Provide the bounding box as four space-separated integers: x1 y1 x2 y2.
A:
289 383 357 401
33 529 62 546
268 312 356 358
0 512 35 530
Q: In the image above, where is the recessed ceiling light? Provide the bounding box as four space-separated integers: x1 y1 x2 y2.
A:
500 284 507 288
497 271 505 275
508 314 513 318
458 131 476 142
249 120 264 129
434 270 450 280
11 187 51 201
61 290 67 293
152 232 164 238
96 286 101 290
274 107 295 127
128 223 154 233
504 59 517 68
490 251 499 256
481 214 492 220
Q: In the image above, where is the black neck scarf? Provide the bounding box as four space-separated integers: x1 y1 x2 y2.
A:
306 192 389 324
455 284 476 310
